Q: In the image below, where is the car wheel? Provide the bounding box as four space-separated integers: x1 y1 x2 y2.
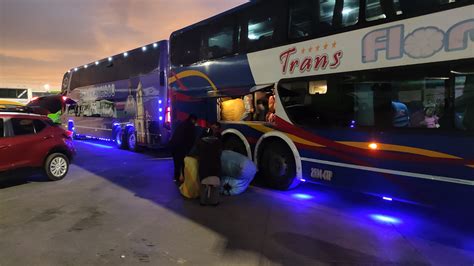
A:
260 141 297 190
115 127 126 149
45 153 69 181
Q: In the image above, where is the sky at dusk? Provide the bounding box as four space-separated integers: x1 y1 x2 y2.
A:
0 0 247 91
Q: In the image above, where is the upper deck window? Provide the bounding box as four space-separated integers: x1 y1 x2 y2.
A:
320 0 336 26
171 30 201 66
366 0 402 21
341 0 360 26
398 0 457 16
207 25 234 59
247 16 275 52
70 43 162 90
289 0 315 38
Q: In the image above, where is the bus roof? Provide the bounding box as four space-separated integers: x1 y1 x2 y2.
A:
170 2 254 38
65 39 168 74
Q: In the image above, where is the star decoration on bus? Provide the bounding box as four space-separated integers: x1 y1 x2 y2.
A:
332 41 337 48
301 48 306 54
324 43 329 50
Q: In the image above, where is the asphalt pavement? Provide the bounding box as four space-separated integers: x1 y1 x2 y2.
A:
0 140 473 265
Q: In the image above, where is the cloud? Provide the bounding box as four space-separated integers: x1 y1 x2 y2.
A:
0 0 246 90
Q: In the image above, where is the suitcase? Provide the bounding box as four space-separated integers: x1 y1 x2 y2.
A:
200 176 221 206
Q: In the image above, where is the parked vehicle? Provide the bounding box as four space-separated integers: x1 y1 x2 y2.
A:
0 110 75 180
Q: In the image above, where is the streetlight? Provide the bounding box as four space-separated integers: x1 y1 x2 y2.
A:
43 84 50 92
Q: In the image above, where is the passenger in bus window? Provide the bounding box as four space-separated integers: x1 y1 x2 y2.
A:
241 94 254 121
255 99 268 121
391 101 410 127
266 94 276 123
421 106 440 128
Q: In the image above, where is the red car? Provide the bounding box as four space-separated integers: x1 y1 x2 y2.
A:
0 111 75 180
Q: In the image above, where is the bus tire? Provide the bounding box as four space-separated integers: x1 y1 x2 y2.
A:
115 127 127 149
260 141 297 190
223 135 247 157
126 127 140 152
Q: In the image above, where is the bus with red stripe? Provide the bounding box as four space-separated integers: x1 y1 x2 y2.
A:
169 0 474 207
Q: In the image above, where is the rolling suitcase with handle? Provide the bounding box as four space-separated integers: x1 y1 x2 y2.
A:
200 176 221 206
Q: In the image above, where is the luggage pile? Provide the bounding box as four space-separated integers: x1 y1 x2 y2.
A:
220 150 257 196
179 150 256 205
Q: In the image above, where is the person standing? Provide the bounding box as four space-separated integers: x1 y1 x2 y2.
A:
169 114 198 182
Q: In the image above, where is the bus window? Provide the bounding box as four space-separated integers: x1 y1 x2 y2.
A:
206 25 235 59
454 74 474 131
254 90 274 122
289 0 314 39
242 94 255 121
320 0 336 26
279 69 452 129
341 0 360 26
366 0 402 21
171 29 201 66
366 0 385 21
247 16 275 52
398 0 443 16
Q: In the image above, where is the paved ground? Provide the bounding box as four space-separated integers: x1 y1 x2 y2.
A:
0 140 473 266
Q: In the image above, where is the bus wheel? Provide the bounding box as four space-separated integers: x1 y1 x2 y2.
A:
126 127 140 152
223 135 247 157
115 128 126 149
260 141 296 190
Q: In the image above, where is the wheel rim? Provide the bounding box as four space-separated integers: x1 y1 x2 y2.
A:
128 132 136 150
50 157 67 177
116 130 122 146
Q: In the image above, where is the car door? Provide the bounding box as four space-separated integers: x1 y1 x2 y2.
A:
0 117 14 171
7 117 42 169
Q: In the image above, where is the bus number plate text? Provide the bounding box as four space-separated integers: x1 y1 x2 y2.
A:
311 168 333 181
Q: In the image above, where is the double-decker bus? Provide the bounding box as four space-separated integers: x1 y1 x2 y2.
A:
169 0 474 206
0 88 32 106
61 40 171 151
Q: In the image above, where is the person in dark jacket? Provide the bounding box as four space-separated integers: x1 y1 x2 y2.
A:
197 122 223 181
169 114 198 182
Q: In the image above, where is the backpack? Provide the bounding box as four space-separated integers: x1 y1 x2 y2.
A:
200 176 221 206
